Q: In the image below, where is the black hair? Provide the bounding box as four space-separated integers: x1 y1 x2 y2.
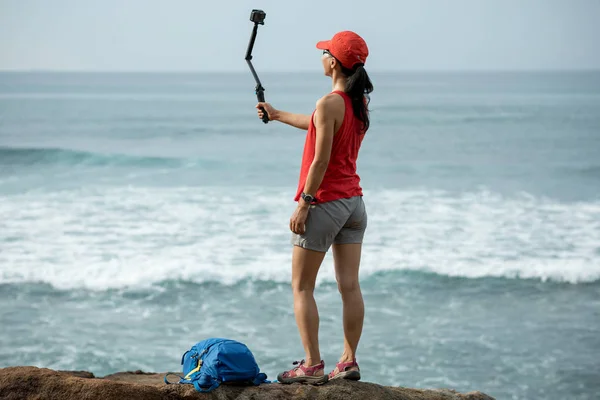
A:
340 63 373 132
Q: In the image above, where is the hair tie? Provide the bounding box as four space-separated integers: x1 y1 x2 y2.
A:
352 63 365 72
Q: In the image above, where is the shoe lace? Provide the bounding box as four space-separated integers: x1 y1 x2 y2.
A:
281 360 305 378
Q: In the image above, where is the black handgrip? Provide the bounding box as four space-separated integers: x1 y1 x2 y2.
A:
256 90 269 124
260 107 269 124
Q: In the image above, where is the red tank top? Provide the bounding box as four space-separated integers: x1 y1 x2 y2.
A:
294 90 365 203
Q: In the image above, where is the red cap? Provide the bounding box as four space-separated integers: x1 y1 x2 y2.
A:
316 31 369 70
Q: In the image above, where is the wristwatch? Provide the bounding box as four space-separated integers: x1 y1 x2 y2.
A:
301 193 316 204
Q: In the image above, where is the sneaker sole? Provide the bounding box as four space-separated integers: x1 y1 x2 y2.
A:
277 374 329 385
329 370 361 381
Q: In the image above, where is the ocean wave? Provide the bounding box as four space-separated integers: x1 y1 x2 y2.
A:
0 146 194 168
1 187 599 289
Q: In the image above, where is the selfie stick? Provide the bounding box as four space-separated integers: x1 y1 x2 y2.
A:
245 9 269 124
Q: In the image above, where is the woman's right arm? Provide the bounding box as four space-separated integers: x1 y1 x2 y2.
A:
256 102 311 131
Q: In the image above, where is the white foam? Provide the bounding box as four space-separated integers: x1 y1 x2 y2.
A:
1 186 599 290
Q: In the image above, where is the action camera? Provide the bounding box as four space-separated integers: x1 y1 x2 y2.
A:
250 9 266 25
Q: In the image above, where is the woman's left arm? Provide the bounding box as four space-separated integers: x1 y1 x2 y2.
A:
289 96 338 234
289 94 346 234
300 96 337 204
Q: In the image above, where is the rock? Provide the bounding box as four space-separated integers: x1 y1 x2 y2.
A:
0 366 495 400
57 370 95 379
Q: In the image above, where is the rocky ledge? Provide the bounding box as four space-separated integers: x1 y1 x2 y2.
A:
0 366 495 400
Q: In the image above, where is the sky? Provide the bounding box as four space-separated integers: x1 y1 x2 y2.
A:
1 0 599 72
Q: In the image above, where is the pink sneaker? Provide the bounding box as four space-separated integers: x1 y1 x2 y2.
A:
277 359 329 385
328 358 361 381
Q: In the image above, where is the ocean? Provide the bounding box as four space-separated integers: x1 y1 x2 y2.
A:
0 71 599 400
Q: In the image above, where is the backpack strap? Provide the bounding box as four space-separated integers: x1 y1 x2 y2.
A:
252 372 270 385
163 373 185 385
193 378 220 393
180 350 190 365
183 359 203 381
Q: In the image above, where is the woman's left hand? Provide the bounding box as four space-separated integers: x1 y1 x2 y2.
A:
290 204 310 235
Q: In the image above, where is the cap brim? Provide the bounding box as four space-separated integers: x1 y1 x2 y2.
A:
316 40 330 50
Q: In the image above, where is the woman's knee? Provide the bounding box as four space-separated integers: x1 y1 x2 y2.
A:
292 278 315 294
337 278 360 295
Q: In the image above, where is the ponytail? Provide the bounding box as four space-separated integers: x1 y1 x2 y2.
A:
341 64 373 132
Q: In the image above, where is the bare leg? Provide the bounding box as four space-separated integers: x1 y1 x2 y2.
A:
292 245 326 372
332 243 364 373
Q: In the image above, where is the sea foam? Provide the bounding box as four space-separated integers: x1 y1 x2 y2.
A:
1 186 599 290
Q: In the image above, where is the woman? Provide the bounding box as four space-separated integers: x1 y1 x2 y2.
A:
256 30 373 385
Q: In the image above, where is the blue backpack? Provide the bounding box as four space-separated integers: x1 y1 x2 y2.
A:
164 338 269 393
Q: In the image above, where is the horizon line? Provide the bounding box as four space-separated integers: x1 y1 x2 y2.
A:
1 67 600 74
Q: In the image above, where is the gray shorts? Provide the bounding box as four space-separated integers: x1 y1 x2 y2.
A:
291 196 367 253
